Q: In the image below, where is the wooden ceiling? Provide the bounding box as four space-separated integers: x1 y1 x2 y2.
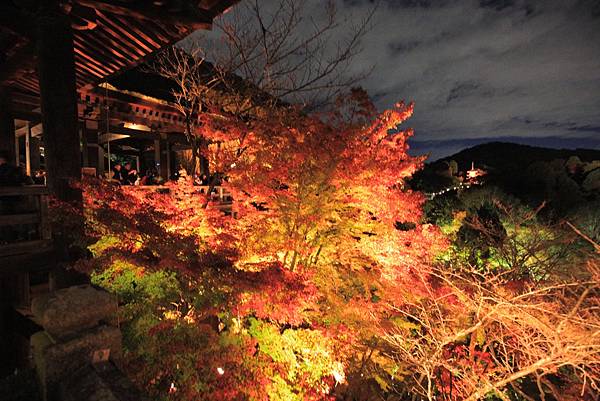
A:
0 0 237 100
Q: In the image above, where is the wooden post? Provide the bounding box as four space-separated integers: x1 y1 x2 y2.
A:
166 140 171 179
15 273 30 308
15 134 20 166
25 123 31 176
30 137 41 173
81 122 88 168
35 4 81 203
0 86 16 163
84 122 99 175
154 139 161 178
160 139 168 179
39 193 52 241
97 142 105 177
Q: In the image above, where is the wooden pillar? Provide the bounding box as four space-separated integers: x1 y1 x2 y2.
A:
0 87 16 163
97 143 105 177
166 141 171 179
35 4 81 202
160 139 169 179
81 122 88 167
88 123 102 177
30 137 41 173
15 134 20 165
154 139 161 177
25 123 31 176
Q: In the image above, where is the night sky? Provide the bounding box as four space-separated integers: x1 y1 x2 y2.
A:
200 0 600 159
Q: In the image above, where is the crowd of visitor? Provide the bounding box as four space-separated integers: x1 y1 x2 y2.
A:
0 151 30 187
0 151 37 243
110 160 221 188
1 152 227 243
111 162 163 186
2 151 220 189
0 151 47 187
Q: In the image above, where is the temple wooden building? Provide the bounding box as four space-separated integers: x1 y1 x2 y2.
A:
0 0 238 379
1 0 237 200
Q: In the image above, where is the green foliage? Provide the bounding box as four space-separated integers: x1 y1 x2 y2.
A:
522 160 584 215
422 194 463 226
568 200 600 243
248 318 340 386
90 258 180 304
88 235 121 257
448 160 459 176
458 186 521 213
456 203 507 260
582 168 600 192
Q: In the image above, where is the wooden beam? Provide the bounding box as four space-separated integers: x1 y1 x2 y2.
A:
200 0 239 16
95 10 154 54
0 252 56 276
11 110 42 124
0 43 35 86
0 186 48 197
76 0 213 29
91 124 161 140
0 214 39 227
0 240 54 258
0 251 56 276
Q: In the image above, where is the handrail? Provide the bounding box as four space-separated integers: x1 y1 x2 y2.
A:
0 186 52 258
0 185 49 197
125 185 231 201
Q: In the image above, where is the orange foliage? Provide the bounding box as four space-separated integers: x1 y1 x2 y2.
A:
78 92 449 400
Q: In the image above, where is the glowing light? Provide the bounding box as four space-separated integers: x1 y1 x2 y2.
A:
217 367 225 375
169 382 177 393
123 122 152 132
331 362 346 385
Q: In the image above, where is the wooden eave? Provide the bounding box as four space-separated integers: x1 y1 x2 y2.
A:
0 0 238 110
82 85 188 131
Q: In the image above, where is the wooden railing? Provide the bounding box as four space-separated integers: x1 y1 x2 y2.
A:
125 185 233 212
0 186 54 268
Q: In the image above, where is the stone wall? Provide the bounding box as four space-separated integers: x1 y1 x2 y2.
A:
30 285 146 401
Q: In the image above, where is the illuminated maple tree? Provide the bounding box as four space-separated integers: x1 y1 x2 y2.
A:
70 86 600 401
76 90 452 400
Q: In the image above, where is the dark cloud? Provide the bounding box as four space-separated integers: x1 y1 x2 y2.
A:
199 0 600 156
388 40 422 54
446 82 495 103
340 0 600 152
479 0 515 11
568 125 600 134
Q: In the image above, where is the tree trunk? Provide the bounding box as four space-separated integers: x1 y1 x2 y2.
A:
186 116 198 182
191 137 198 182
